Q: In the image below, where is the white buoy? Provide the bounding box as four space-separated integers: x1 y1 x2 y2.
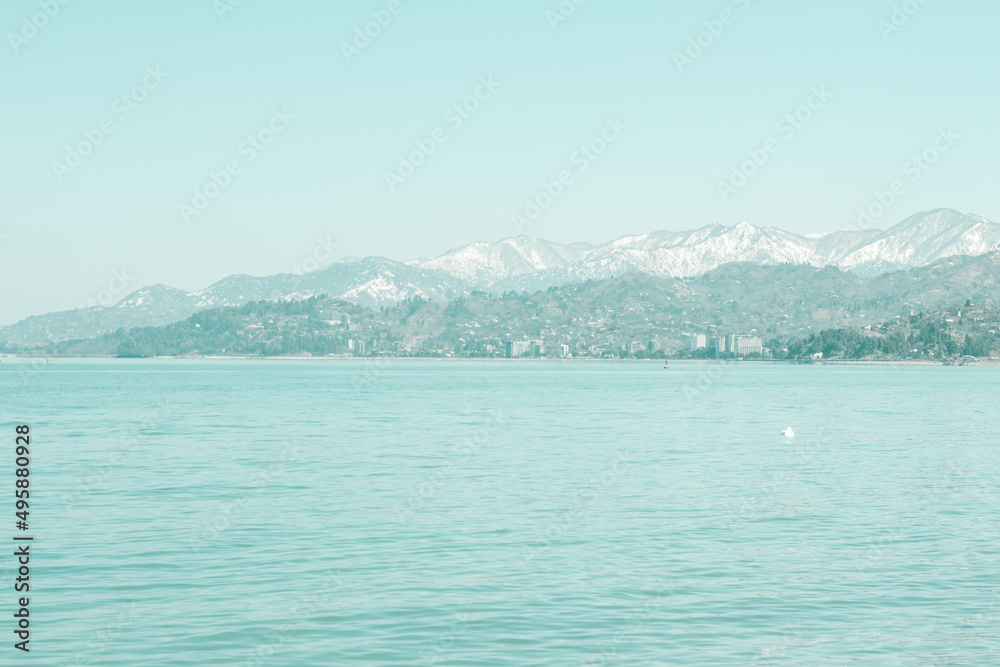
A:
781 427 795 438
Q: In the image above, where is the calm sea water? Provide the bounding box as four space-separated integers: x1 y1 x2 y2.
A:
1 359 998 665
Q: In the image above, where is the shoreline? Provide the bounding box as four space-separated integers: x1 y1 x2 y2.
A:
3 355 999 367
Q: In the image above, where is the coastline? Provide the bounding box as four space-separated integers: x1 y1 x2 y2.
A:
4 354 999 367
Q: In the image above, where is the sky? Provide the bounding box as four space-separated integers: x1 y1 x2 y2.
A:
2 0 999 324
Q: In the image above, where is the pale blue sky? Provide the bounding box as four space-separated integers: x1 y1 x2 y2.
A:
2 0 998 323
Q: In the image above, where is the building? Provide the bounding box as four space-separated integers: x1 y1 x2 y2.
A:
731 335 763 355
646 340 661 353
512 340 544 357
690 334 707 351
317 310 341 325
710 337 726 354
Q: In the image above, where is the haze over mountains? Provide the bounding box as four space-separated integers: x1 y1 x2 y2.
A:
418 208 999 287
3 209 999 347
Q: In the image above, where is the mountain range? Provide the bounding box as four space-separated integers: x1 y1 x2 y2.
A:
3 208 999 347
21 252 1000 360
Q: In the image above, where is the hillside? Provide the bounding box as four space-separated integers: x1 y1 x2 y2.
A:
3 209 998 348
780 303 1000 362
7 254 999 361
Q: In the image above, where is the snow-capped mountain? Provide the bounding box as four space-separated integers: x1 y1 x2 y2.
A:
411 236 589 285
3 208 999 346
189 257 469 309
835 209 1000 275
406 209 1000 290
0 258 470 346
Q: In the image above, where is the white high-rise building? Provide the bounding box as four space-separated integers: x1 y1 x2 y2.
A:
511 341 532 357
732 336 763 355
690 334 707 351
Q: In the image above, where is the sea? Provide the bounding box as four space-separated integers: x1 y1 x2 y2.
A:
1 359 998 665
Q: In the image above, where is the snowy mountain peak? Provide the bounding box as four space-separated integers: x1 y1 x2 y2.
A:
406 209 1000 286
4 209 999 345
731 220 758 233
